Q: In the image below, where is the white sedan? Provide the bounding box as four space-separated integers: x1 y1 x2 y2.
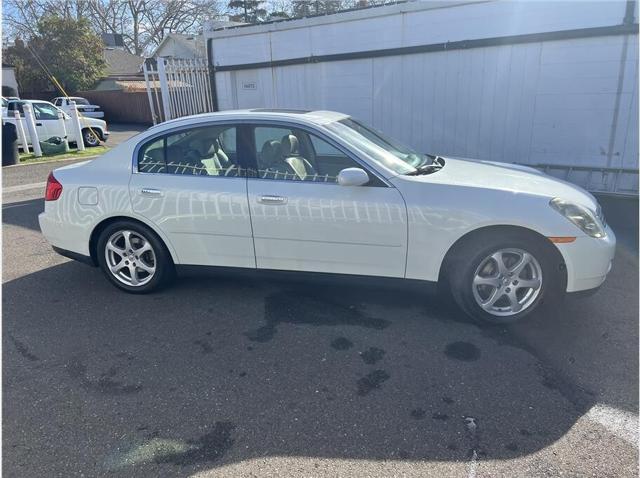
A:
52 96 105 119
39 110 616 323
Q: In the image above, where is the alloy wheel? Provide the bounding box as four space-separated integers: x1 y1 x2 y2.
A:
104 230 156 287
471 248 543 317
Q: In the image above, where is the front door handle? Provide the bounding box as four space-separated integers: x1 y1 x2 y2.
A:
141 188 163 197
258 195 287 205
35 122 42 126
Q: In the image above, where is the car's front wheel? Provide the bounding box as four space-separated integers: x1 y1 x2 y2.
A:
447 231 562 324
82 128 101 147
96 221 174 293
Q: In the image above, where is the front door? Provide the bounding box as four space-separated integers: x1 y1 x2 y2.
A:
32 102 65 140
129 123 255 268
247 124 407 278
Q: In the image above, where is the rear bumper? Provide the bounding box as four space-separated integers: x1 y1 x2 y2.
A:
39 211 91 257
554 226 616 293
81 111 104 119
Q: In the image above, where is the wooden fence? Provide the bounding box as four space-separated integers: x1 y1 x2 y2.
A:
77 90 156 125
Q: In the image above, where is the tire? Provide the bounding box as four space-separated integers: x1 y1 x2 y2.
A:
96 220 175 294
82 128 101 147
446 231 562 324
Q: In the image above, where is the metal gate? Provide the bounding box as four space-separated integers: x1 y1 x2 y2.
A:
143 57 214 124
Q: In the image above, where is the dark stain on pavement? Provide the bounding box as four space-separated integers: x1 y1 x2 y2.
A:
356 369 390 396
245 291 391 342
432 412 449 421
444 341 480 361
157 422 235 466
194 340 213 354
442 396 454 405
410 408 426 419
67 357 141 395
8 333 39 361
360 347 385 364
331 337 354 350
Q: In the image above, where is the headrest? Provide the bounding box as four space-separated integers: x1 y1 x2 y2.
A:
190 137 216 157
281 134 299 156
261 140 282 167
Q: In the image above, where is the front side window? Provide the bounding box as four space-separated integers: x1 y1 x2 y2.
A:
253 125 362 183
137 124 242 177
33 103 60 120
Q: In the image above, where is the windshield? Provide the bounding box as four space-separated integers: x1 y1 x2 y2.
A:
71 97 90 105
326 118 433 175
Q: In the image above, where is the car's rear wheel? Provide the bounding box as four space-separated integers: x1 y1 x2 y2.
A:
82 128 100 147
96 221 174 293
447 231 561 324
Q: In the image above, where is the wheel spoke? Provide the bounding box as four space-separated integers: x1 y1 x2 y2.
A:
490 252 509 276
136 261 155 274
135 242 152 254
109 260 127 274
510 252 532 277
517 278 541 290
128 265 139 286
474 275 501 288
506 289 522 312
481 288 504 310
122 231 133 252
106 241 125 256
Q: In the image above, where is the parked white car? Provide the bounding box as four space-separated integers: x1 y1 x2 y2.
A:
38 110 615 323
4 99 108 147
52 96 104 119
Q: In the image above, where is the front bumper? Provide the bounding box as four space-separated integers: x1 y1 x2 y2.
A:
554 226 616 293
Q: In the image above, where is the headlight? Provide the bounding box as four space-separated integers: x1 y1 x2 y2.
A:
549 198 606 238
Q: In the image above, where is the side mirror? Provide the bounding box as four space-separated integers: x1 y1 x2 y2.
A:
337 167 369 187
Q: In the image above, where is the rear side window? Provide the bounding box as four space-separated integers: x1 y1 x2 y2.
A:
137 125 243 177
138 138 166 173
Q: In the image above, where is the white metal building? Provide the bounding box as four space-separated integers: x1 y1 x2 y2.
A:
205 0 639 195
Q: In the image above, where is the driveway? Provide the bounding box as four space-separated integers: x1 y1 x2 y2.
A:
2 161 638 477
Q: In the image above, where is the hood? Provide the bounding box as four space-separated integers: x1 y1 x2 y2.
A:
407 156 598 210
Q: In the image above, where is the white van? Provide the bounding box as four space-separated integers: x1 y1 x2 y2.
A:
3 100 109 147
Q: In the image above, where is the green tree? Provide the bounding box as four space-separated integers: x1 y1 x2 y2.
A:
4 16 106 94
227 0 267 23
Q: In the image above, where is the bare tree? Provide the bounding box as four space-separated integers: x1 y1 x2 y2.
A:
3 0 91 37
3 0 221 56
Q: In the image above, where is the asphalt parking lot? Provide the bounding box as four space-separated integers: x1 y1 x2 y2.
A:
3 158 638 477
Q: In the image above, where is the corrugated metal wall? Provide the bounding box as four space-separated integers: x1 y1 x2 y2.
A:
210 1 639 194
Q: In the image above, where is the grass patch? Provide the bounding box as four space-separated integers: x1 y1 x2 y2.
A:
19 145 109 163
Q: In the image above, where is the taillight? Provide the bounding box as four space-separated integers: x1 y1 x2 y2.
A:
45 172 63 201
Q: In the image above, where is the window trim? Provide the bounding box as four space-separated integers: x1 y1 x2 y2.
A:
132 118 392 187
133 121 245 178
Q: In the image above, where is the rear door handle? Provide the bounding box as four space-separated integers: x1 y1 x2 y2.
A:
141 188 163 197
258 195 287 205
35 123 42 126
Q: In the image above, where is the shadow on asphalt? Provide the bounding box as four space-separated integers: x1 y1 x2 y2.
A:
3 254 637 476
3 195 637 475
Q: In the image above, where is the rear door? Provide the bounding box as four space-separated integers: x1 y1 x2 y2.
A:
246 123 407 278
129 123 255 268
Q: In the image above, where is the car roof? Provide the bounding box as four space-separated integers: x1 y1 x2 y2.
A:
149 109 350 132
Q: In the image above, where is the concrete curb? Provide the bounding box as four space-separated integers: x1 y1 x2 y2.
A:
3 154 100 168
